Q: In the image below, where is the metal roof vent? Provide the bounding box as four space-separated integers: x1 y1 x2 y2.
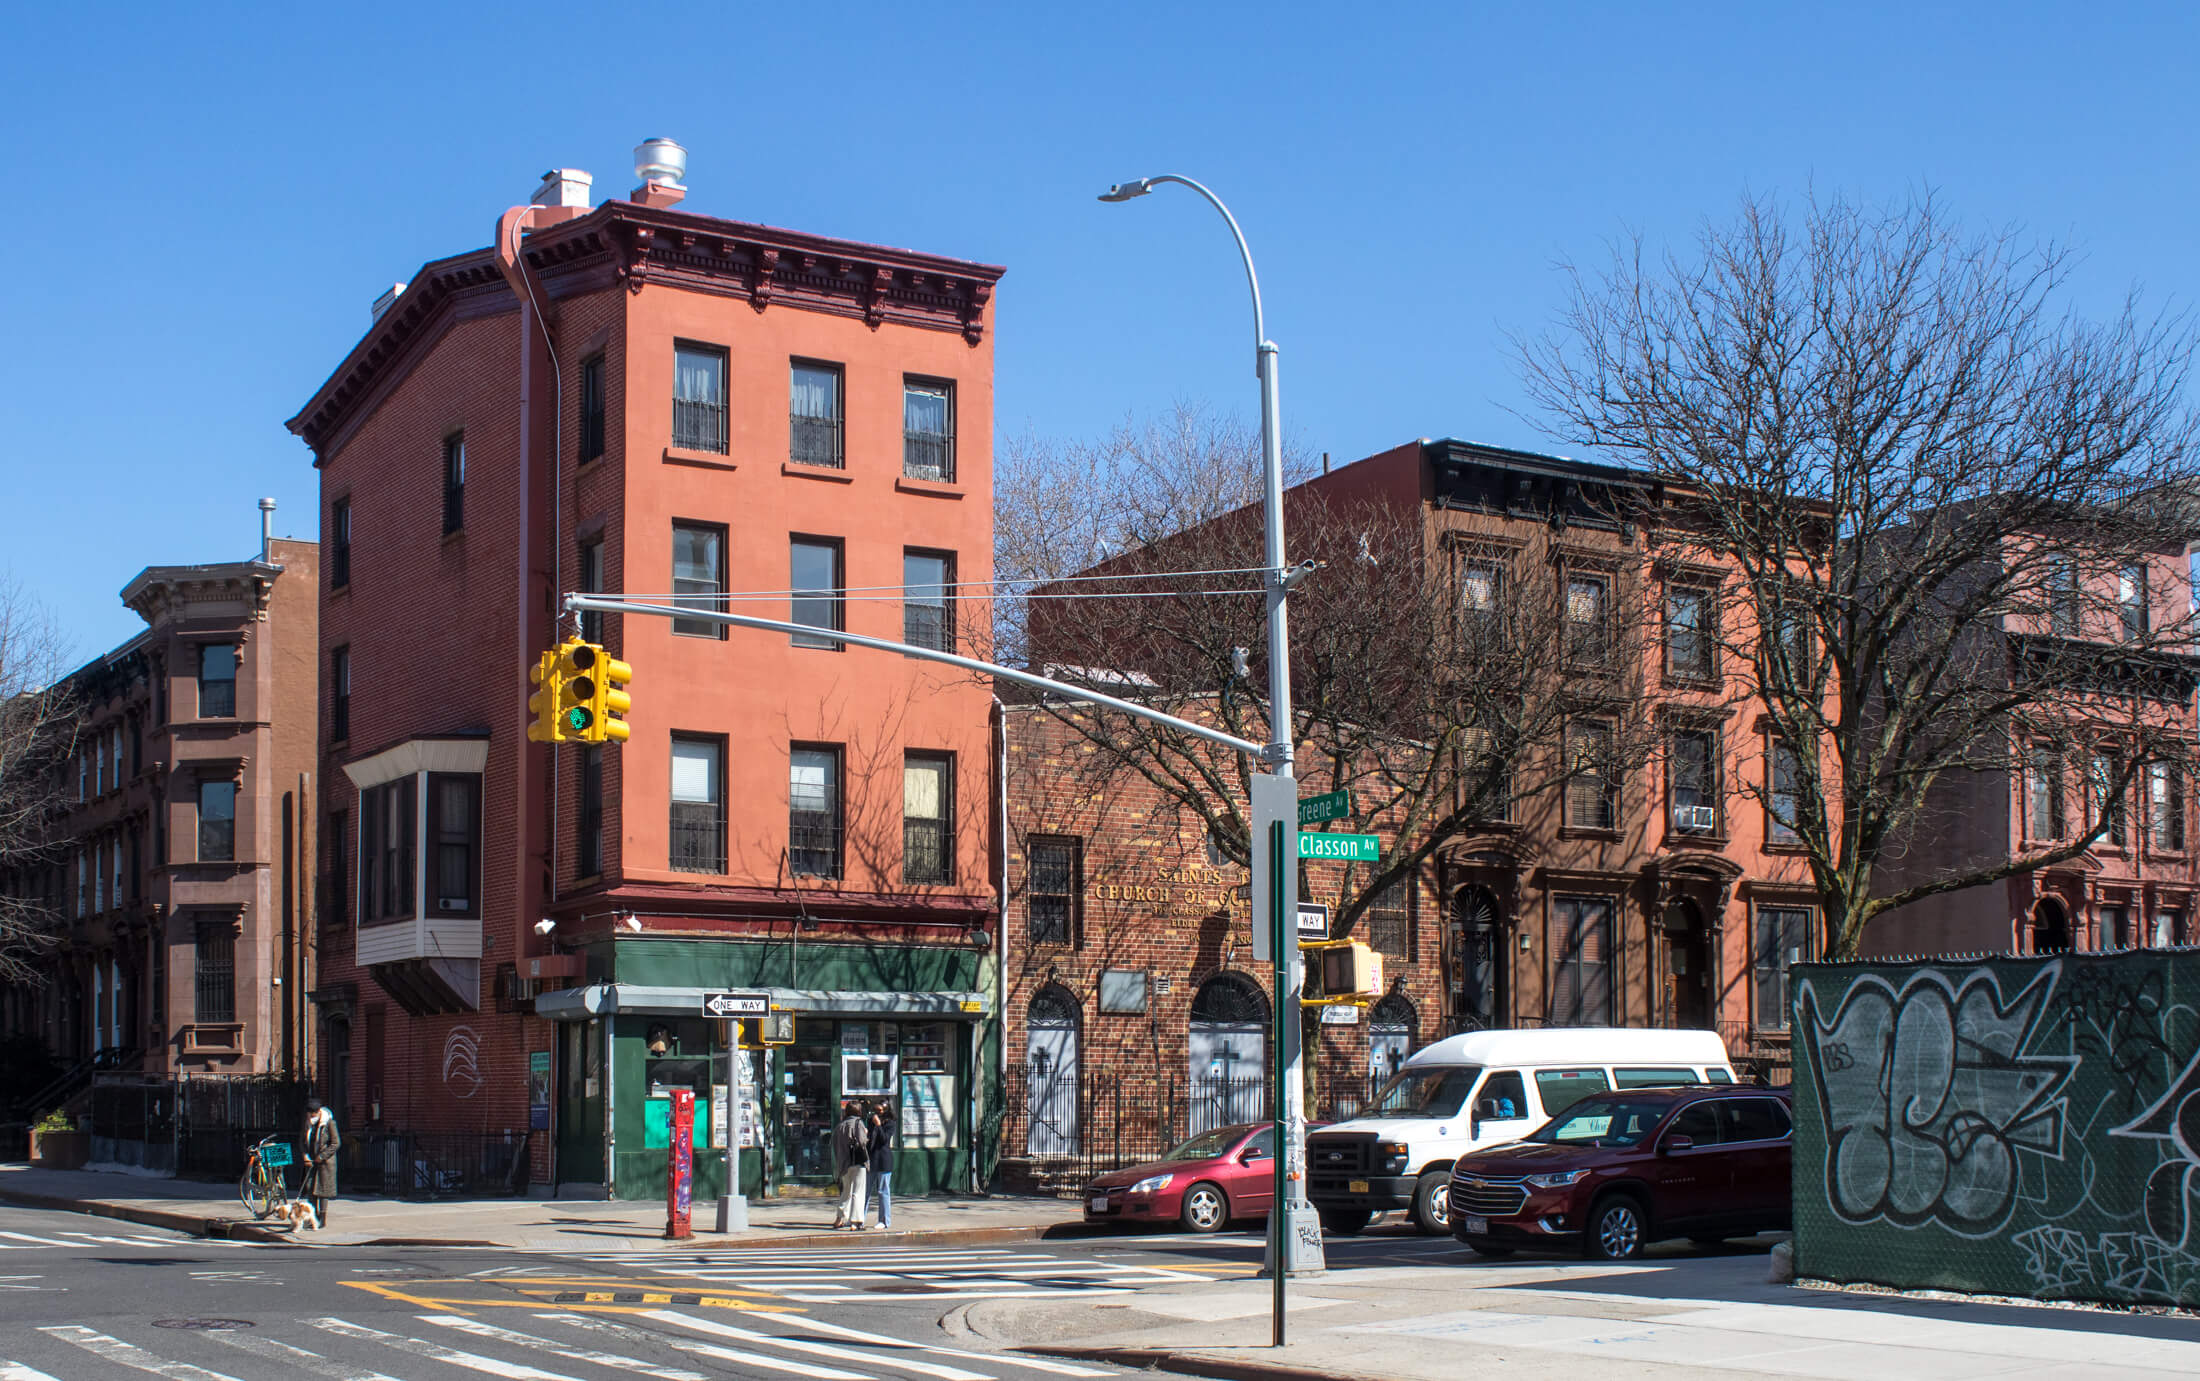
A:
634 138 687 188
370 282 406 323
532 168 594 209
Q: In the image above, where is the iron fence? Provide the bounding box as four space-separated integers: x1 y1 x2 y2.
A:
338 1130 532 1198
88 1073 313 1181
1009 1068 1273 1186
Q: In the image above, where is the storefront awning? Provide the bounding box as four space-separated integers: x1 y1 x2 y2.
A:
533 984 990 1022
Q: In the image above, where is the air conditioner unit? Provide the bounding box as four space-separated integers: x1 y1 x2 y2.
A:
1673 804 1719 833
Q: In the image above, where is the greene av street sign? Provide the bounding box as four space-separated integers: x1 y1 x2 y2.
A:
1298 832 1380 863
1297 790 1351 826
702 991 770 1018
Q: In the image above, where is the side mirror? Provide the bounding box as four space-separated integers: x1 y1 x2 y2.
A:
1662 1133 1695 1155
1240 1145 1268 1162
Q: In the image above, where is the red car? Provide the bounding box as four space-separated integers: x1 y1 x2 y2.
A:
1083 1123 1282 1233
1449 1084 1793 1259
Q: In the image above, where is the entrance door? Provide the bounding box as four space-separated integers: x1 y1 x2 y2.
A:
1665 900 1713 1029
554 1019 604 1187
782 1021 837 1184
1025 986 1080 1157
1189 973 1267 1133
1454 888 1504 1030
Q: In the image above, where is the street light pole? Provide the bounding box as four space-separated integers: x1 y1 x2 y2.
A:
1100 177 1326 1322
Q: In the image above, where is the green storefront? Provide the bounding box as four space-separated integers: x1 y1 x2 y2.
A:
533 938 997 1201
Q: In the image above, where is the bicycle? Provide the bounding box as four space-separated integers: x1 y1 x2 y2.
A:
239 1134 294 1219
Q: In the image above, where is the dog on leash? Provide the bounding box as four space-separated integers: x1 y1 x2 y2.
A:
272 1199 320 1232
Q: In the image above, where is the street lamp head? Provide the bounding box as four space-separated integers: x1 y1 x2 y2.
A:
1098 179 1155 203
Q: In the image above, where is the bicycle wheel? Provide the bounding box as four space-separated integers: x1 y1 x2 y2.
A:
239 1163 274 1218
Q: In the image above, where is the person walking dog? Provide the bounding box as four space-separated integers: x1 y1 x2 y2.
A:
832 1101 870 1230
866 1101 896 1231
303 1097 340 1228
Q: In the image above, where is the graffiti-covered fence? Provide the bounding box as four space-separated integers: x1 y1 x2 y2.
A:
1791 950 2200 1307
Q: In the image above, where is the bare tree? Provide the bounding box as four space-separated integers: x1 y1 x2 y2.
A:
1521 191 2200 958
0 579 80 980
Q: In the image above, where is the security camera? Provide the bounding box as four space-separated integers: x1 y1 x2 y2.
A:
533 918 557 936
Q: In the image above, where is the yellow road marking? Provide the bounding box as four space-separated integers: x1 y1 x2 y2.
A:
339 1279 797 1317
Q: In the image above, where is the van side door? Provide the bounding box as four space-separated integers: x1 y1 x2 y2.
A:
1467 1070 1535 1146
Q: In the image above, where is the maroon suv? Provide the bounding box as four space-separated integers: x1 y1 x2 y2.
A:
1448 1084 1792 1260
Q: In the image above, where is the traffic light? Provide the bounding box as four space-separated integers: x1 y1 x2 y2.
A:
526 650 563 743
1302 941 1383 1004
554 640 599 740
593 651 633 743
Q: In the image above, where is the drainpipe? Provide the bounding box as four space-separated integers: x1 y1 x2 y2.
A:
988 696 1009 1193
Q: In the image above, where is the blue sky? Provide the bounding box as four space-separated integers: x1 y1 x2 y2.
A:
5 3 2197 658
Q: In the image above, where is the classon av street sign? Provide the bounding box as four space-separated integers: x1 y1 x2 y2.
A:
1297 790 1351 826
1298 832 1379 863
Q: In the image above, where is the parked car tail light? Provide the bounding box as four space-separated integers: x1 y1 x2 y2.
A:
1526 1169 1591 1189
1128 1173 1174 1195
1376 1142 1410 1172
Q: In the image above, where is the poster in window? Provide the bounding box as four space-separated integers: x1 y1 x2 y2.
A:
899 1072 957 1149
528 1051 551 1131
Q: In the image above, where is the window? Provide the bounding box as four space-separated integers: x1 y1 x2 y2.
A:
1028 836 1081 946
903 753 953 884
790 539 844 649
1549 896 1614 1025
127 828 140 903
579 353 606 463
903 378 955 481
2151 761 2185 853
789 745 842 878
1753 906 1815 1029
2102 905 2131 949
1460 725 1512 823
672 343 728 453
2027 746 2063 840
1564 573 1610 668
579 538 605 644
1613 1066 1697 1089
669 736 725 874
93 734 103 796
2121 563 2149 639
93 839 104 912
1459 559 1504 644
330 498 351 588
2091 753 2127 848
1365 876 1411 959
111 725 123 786
671 522 726 638
331 646 350 743
1772 600 1812 683
359 777 417 923
2049 558 2078 637
197 780 235 862
904 550 953 652
1533 1066 1612 1119
1669 729 1718 834
76 752 84 801
790 361 844 468
577 746 604 878
194 923 236 1025
1769 741 1803 844
1665 585 1715 680
329 809 348 928
1724 1097 1793 1143
1565 721 1617 831
426 773 481 917
442 432 466 534
198 644 237 718
1668 1101 1724 1145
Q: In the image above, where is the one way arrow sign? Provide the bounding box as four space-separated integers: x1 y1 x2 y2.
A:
701 991 770 1018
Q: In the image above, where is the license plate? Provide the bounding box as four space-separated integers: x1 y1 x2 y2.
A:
1460 1214 1488 1235
1348 1179 1369 1194
1088 1195 1109 1213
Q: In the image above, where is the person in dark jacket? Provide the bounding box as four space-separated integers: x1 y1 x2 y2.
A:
866 1101 896 1231
303 1097 340 1227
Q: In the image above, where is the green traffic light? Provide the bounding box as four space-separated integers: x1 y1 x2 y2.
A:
565 706 594 731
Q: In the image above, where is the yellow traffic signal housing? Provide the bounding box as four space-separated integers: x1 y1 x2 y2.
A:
555 640 599 740
526 650 564 743
1302 940 1383 1005
594 652 633 743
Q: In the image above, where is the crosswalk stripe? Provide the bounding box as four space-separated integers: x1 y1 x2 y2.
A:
39 1325 247 1381
0 1363 64 1381
420 1315 712 1381
539 1312 879 1380
638 1308 993 1381
0 1233 72 1247
690 1310 1119 1379
207 1332 404 1381
58 1231 171 1246
310 1317 590 1381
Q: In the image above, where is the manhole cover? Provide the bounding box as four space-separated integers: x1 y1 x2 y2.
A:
151 1319 256 1331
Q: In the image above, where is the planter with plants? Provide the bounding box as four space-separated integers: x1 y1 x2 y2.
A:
29 1109 88 1170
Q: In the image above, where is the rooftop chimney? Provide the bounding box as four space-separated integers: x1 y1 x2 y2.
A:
259 497 276 562
370 282 407 323
533 168 594 209
630 137 687 209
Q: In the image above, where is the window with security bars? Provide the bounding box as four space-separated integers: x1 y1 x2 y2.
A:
903 378 955 481
790 745 843 879
670 736 725 874
442 432 466 534
904 550 953 652
673 343 728 453
1365 876 1411 959
1565 722 1617 830
195 923 236 1024
790 361 844 468
198 644 236 719
197 780 235 862
1549 896 1613 1025
903 753 953 885
1028 836 1080 947
1753 906 1815 1030
579 353 606 463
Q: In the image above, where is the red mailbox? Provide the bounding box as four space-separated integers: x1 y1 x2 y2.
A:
665 1088 695 1240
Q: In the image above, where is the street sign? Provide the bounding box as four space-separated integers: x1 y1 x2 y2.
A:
701 991 769 1018
1295 903 1330 941
1298 832 1380 862
1298 790 1351 826
1250 775 1299 965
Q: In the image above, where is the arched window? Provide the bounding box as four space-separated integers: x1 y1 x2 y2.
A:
1189 971 1267 1025
1368 992 1416 1083
1189 973 1268 1132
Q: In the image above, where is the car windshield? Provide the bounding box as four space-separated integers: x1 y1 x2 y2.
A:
1366 1065 1482 1119
1527 1097 1670 1148
1161 1127 1243 1161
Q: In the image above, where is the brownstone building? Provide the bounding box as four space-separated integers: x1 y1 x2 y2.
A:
0 519 320 1084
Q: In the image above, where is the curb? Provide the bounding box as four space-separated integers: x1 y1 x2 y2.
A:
1027 1346 1385 1381
0 1185 294 1245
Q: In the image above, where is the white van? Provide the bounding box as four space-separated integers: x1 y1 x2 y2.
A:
1307 1028 1738 1235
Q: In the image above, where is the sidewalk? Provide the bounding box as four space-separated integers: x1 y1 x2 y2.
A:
955 1250 2200 1381
0 1161 1082 1250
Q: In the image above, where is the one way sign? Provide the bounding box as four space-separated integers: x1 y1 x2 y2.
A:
701 991 769 1018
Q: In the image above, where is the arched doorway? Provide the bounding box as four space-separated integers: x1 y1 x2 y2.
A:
1453 887 1505 1030
2033 897 2071 954
1188 972 1267 1133
1368 992 1417 1083
1025 985 1080 1157
1662 899 1713 1029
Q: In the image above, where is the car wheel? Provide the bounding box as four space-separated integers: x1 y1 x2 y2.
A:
1410 1171 1451 1235
1465 1240 1515 1259
1585 1192 1648 1261
1179 1181 1228 1234
1319 1208 1371 1236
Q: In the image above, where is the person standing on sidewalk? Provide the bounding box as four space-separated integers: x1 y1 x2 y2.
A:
832 1101 869 1230
866 1101 896 1232
302 1097 340 1228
